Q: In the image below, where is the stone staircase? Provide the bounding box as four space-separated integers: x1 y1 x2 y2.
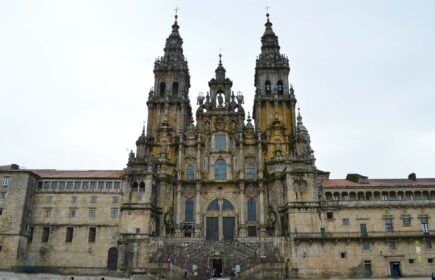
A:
149 238 282 278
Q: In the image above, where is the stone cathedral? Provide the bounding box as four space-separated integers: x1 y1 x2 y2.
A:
0 14 434 280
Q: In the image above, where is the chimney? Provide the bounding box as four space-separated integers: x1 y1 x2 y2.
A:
408 173 417 181
346 173 369 184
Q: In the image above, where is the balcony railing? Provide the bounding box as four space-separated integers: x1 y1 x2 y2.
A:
293 230 430 241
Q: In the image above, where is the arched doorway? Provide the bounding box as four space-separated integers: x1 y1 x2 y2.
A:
107 247 118 271
205 199 236 241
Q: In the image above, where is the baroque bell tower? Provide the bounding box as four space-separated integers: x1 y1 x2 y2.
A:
253 13 297 162
146 14 193 139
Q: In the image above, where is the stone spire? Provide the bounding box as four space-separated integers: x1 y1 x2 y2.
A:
215 53 226 82
256 13 289 70
155 14 188 72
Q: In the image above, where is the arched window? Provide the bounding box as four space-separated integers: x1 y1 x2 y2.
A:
265 80 271 95
277 80 283 95
222 199 234 210
214 159 226 180
186 165 194 181
207 199 219 211
185 199 194 222
247 199 256 221
246 166 255 179
215 134 226 151
159 82 166 96
172 82 179 97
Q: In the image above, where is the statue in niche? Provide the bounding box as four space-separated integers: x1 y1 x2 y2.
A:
266 205 277 236
164 207 175 236
204 121 210 134
217 92 224 107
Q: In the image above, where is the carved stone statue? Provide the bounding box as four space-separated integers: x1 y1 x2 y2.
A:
164 208 175 236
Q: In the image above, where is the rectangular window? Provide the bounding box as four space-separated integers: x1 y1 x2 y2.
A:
65 227 73 243
246 167 255 179
402 216 411 226
0 192 6 200
41 227 50 242
114 182 121 189
340 252 347 258
74 181 81 189
46 196 53 204
43 181 50 190
0 208 3 215
2 176 9 187
429 258 434 264
420 217 429 234
409 259 415 264
111 209 118 218
82 181 89 190
425 240 432 249
44 208 52 217
105 181 113 189
38 182 43 189
98 181 104 189
247 226 257 237
342 218 349 225
388 240 396 250
59 181 66 189
69 209 77 218
28 227 34 243
71 196 77 203
112 196 119 203
326 211 333 220
90 196 97 203
88 227 96 243
89 209 96 218
0 245 2 252
215 134 226 151
51 181 58 189
385 218 394 232
90 181 97 189
67 181 73 189
363 241 370 251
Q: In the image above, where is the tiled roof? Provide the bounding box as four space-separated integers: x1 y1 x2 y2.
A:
323 178 435 188
33 170 124 179
0 165 124 179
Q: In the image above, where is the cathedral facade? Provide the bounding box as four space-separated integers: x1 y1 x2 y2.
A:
0 14 434 279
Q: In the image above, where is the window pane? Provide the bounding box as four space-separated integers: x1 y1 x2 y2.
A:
222 199 234 211
185 199 194 222
207 199 219 211
247 199 256 221
215 134 226 151
246 167 255 179
214 159 226 180
186 165 194 181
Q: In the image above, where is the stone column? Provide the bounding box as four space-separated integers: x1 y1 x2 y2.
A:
257 132 263 179
195 182 201 237
239 183 247 237
176 183 181 225
259 182 266 237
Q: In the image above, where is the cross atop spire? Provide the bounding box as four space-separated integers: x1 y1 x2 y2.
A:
174 7 179 24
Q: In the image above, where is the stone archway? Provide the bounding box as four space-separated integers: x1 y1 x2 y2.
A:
205 199 236 241
107 247 118 271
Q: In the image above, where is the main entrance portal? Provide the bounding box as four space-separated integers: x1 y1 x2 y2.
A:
206 199 236 241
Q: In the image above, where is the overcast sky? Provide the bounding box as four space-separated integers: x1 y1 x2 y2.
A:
1 0 434 179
